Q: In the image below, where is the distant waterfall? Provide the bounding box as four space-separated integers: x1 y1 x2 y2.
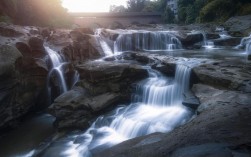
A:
114 31 182 54
53 64 193 157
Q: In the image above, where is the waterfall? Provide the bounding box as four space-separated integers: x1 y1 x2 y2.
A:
201 32 214 49
114 31 182 54
45 46 68 94
236 34 251 54
56 64 193 157
95 29 114 56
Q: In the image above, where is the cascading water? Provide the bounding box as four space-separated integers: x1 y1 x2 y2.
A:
114 30 182 54
201 32 214 49
95 29 114 56
45 46 68 94
42 64 193 157
238 34 251 54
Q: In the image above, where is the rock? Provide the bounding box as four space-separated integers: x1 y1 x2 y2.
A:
29 37 44 51
48 87 125 129
182 91 200 110
179 33 203 48
192 61 251 92
0 23 23 37
76 60 148 83
192 84 251 114
225 15 251 37
248 55 251 60
170 143 232 157
213 37 242 47
94 84 251 157
152 63 176 77
0 45 22 78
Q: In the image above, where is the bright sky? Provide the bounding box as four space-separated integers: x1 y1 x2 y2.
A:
62 0 127 12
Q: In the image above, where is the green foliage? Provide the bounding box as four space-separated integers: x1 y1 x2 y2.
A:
177 0 208 24
162 7 175 23
127 0 146 12
0 15 12 23
239 3 251 15
0 0 72 27
198 0 236 23
110 5 127 12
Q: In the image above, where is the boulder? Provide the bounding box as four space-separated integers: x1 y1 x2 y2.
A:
213 37 242 47
0 23 23 37
48 87 125 129
76 60 148 84
192 61 251 92
225 15 251 37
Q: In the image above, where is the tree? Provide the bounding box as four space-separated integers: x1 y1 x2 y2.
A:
127 0 146 12
198 0 236 22
0 0 72 27
162 6 175 23
110 5 127 12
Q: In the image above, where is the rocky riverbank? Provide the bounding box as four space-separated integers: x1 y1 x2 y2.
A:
0 15 251 157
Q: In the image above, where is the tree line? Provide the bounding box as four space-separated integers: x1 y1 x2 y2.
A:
0 0 71 27
111 0 251 24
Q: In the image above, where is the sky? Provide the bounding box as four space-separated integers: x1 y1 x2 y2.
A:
62 0 127 12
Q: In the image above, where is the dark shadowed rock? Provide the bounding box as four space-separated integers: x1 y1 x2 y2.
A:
213 37 242 47
76 61 148 83
48 87 125 129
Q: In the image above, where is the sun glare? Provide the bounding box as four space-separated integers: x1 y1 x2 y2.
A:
62 0 127 12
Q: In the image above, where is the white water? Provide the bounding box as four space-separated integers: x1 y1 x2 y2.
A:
236 34 251 55
114 30 182 54
43 64 193 157
95 29 114 56
201 32 215 49
45 46 68 94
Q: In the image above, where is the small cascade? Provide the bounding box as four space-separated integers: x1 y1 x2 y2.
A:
54 64 193 157
95 29 114 56
114 31 182 54
216 27 231 39
201 32 215 49
238 34 251 54
45 46 68 94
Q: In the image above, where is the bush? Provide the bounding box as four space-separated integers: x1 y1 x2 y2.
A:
198 0 236 23
239 3 251 15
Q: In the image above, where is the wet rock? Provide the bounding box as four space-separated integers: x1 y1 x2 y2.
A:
179 33 203 48
213 37 242 47
76 60 148 84
192 61 251 92
182 91 200 110
48 87 125 129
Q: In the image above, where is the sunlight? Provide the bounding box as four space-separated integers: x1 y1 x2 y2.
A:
62 0 127 12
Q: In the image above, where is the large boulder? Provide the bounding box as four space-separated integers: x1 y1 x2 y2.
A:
225 15 251 37
0 45 48 130
48 87 124 129
192 60 251 92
